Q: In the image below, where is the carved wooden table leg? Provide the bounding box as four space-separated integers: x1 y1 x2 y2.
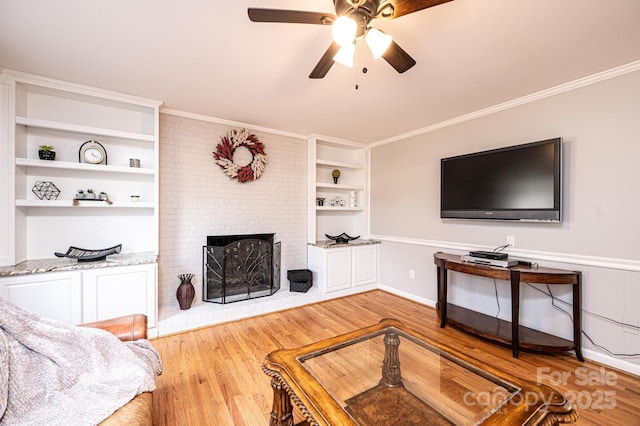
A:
269 377 293 426
380 331 402 387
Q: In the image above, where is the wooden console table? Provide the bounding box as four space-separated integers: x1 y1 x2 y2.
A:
434 252 583 361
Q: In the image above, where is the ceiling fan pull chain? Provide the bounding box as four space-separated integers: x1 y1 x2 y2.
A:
354 42 360 90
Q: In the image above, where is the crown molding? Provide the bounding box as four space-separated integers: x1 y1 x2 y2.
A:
371 60 640 148
161 108 307 141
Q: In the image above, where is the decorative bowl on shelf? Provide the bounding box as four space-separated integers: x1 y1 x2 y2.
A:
54 244 122 262
325 233 359 244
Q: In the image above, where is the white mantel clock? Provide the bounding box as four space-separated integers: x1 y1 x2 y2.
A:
79 140 107 165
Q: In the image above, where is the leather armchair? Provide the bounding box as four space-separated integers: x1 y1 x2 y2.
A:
82 314 154 426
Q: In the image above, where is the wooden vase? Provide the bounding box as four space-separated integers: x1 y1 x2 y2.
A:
176 275 195 310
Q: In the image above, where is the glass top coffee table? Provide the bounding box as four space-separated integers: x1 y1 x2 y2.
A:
263 318 576 426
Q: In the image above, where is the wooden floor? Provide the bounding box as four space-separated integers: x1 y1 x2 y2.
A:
151 290 640 425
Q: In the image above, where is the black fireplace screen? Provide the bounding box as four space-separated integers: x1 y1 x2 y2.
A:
203 234 280 304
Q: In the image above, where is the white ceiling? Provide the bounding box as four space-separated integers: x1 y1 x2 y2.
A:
1 0 639 143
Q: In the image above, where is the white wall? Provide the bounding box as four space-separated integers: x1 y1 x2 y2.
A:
370 68 640 373
158 113 308 318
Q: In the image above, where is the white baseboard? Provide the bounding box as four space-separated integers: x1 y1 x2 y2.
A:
581 348 640 377
378 283 436 308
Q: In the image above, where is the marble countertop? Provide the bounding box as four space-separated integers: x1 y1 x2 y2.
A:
309 239 381 249
0 252 157 277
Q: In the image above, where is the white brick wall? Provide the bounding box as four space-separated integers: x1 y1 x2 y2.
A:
158 113 308 317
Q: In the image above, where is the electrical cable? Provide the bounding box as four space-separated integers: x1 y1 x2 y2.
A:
581 331 640 357
526 283 640 330
492 243 510 253
493 279 500 318
524 282 640 357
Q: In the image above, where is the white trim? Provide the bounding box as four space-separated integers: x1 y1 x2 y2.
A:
378 284 436 308
307 133 369 148
370 234 640 272
2 69 163 108
371 60 640 148
581 349 640 378
0 77 15 266
161 108 307 141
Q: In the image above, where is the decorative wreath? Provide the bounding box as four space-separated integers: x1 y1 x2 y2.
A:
213 128 268 183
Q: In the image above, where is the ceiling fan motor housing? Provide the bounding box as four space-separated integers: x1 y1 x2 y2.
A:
335 0 379 19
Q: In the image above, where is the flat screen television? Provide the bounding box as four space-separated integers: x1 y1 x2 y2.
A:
440 138 562 222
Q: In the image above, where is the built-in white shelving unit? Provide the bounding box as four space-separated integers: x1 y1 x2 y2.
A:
308 135 369 243
1 69 162 265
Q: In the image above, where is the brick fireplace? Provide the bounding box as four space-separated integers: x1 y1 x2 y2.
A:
203 234 281 304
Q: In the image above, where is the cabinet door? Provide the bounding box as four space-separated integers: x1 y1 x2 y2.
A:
82 263 157 327
0 271 82 324
326 248 352 292
353 245 378 287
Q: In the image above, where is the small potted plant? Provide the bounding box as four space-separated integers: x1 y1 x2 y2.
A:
76 189 85 199
38 145 56 161
332 169 341 184
99 191 108 200
86 188 96 199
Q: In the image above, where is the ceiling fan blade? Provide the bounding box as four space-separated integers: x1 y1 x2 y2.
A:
309 42 341 79
387 0 453 19
382 41 416 73
248 8 336 25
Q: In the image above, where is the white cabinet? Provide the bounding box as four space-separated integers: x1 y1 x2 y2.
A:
352 245 378 287
0 69 161 265
0 271 82 324
0 263 156 327
82 263 157 327
308 244 379 294
325 247 352 292
308 136 369 243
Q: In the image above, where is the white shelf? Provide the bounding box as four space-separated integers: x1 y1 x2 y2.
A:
316 183 365 191
316 159 363 170
16 199 154 208
16 158 154 175
316 206 365 212
16 116 155 142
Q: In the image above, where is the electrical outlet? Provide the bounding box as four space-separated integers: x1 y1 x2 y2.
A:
409 269 415 279
506 235 515 247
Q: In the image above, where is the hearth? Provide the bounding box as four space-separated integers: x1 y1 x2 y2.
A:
203 233 281 304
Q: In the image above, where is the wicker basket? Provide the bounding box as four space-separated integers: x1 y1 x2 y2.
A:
287 269 313 293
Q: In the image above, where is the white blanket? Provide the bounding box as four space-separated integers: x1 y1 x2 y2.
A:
0 298 162 425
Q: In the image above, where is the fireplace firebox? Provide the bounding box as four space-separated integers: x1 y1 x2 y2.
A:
203 233 281 304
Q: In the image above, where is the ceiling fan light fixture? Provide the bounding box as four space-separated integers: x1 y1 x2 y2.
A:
365 28 392 59
332 16 357 46
333 43 356 68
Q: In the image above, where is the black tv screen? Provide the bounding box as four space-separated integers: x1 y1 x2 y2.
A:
440 138 562 221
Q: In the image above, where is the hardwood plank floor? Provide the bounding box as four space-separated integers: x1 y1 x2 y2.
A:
151 290 640 425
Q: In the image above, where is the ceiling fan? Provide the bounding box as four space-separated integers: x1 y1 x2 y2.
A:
248 0 453 79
